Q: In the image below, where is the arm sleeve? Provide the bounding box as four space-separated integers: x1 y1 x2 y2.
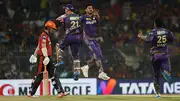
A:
40 35 48 57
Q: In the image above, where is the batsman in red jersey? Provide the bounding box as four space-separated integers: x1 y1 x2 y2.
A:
28 20 69 98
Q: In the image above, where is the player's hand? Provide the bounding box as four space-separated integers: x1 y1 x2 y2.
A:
138 31 143 38
93 9 99 16
29 55 37 63
59 18 64 23
56 14 66 23
56 17 64 23
43 57 50 65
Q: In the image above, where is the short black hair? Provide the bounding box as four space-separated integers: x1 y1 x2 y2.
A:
154 18 164 28
85 3 93 9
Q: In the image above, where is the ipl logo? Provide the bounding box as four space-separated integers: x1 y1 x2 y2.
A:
97 79 116 95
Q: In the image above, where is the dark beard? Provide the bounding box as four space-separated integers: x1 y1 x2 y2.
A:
88 12 93 15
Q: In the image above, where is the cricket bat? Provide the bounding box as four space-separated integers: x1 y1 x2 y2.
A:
55 43 64 67
43 65 49 95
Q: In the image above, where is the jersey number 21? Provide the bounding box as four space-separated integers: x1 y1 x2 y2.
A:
71 21 79 28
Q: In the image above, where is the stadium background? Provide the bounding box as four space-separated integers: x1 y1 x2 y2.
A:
0 0 180 96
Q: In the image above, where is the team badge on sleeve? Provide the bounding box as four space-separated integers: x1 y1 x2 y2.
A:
42 35 46 39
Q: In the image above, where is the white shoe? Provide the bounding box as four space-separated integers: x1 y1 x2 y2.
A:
63 92 70 96
98 72 110 80
81 65 89 77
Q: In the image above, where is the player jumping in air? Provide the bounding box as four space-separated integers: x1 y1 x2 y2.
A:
80 4 110 80
28 20 69 98
56 4 83 81
138 18 176 98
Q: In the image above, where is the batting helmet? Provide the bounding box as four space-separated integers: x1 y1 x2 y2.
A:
45 20 57 29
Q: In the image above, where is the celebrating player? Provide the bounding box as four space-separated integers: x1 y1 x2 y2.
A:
56 4 83 81
138 18 176 98
28 20 69 98
80 4 110 80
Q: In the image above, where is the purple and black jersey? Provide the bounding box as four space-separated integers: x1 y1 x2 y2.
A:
81 14 103 60
146 28 176 85
145 28 176 56
56 14 83 60
81 14 98 37
63 13 82 35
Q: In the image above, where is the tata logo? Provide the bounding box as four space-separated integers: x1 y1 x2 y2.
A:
119 82 156 94
97 79 116 94
0 84 15 96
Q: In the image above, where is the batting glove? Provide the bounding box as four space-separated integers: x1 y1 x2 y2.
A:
29 55 37 63
43 57 50 65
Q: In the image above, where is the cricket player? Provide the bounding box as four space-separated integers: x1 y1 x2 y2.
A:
28 20 69 98
56 4 83 81
138 18 176 98
80 4 110 80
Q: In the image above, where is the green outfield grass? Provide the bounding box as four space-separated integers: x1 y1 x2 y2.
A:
0 95 180 101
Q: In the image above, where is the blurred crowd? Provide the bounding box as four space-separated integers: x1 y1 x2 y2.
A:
0 0 180 79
